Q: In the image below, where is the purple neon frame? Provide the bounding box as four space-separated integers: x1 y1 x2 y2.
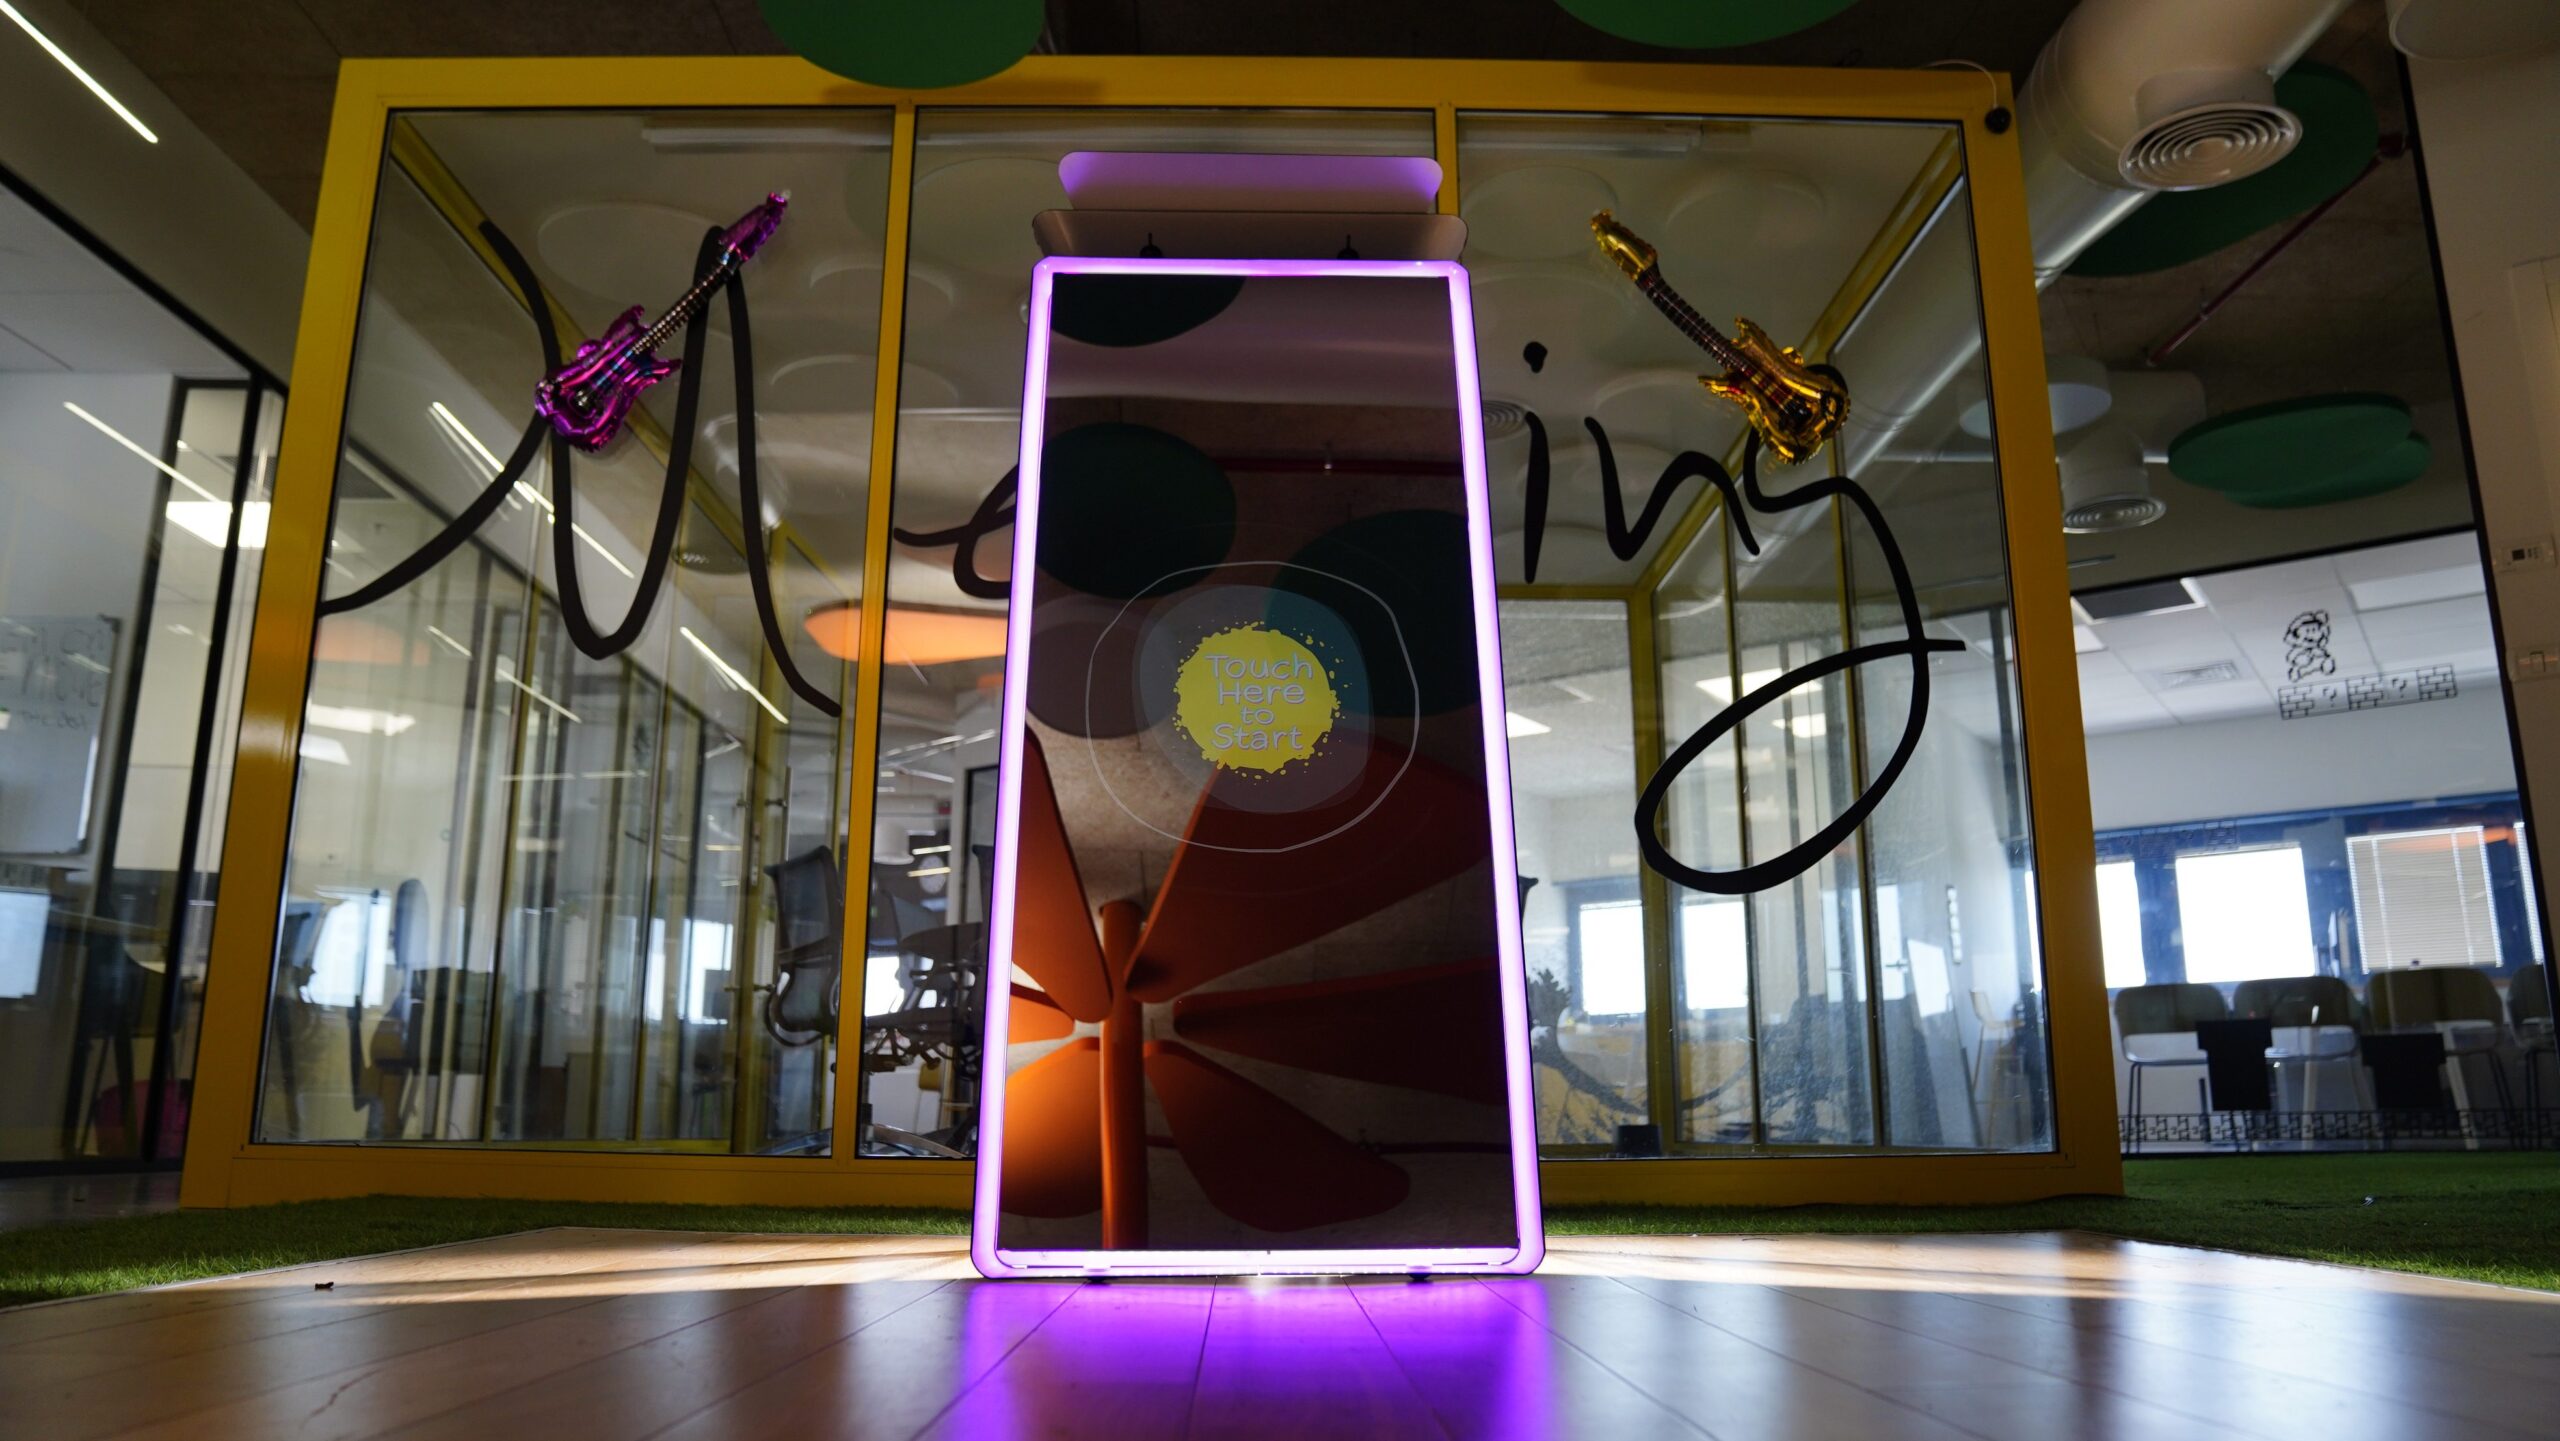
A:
972 255 1543 1279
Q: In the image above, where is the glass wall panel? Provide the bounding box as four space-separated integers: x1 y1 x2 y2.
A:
253 111 891 1152
1462 108 2053 1153
1501 599 1647 1148
2085 532 2539 1146
0 179 260 1165
1653 517 1752 1145
866 107 1434 1158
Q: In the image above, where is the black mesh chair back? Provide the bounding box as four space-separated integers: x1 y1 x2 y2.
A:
765 846 844 1046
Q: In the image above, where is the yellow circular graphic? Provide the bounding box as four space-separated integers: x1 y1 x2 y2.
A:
1172 624 1340 774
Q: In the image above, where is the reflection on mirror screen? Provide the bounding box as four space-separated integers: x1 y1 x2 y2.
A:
984 263 1531 1267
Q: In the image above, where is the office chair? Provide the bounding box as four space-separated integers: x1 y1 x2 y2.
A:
2113 982 2228 1151
2232 974 2369 1123
2505 963 2553 1123
2366 965 2515 1120
764 846 845 1048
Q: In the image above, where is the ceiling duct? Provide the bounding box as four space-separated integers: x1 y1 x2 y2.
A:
2058 423 2166 533
1837 0 2349 478
2385 0 2560 61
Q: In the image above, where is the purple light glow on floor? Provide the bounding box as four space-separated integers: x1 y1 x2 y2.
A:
930 1279 1556 1438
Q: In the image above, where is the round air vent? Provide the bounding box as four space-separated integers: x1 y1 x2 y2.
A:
2063 491 2167 534
1482 398 1529 441
2060 425 2164 534
2120 102 2302 191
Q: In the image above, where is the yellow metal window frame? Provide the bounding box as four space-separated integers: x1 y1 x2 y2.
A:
181 55 2114 1210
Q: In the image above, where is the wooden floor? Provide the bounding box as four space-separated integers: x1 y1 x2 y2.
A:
4 1229 2558 1440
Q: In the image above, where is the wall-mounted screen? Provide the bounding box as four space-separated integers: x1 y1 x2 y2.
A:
976 257 1539 1276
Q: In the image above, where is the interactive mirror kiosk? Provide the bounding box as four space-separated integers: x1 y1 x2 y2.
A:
974 154 1541 1277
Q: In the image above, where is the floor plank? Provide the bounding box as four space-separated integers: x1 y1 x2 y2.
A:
1181 1281 1445 1439
1 1229 2555 1441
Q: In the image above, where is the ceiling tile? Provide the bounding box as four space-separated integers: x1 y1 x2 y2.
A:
0 292 240 374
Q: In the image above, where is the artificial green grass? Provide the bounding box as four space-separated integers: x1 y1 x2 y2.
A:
2 1153 2553 1309
1550 1152 2560 1292
0 1198 962 1310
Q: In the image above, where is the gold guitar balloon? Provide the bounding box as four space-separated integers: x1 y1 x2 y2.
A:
1590 211 1849 465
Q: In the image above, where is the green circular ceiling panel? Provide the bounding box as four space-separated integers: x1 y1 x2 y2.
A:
2072 63 2379 278
2169 393 2413 496
1554 0 1862 49
2229 434 2431 509
760 0 1042 89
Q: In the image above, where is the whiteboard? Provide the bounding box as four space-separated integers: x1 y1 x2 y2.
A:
0 615 119 855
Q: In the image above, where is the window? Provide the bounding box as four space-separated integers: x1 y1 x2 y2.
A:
1576 899 1646 1016
2095 860 2148 990
2350 825 2501 970
2521 821 2545 962
2174 846 2315 983
1678 897 1749 1010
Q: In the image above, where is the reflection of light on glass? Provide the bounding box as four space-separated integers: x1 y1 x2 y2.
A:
680 625 789 726
2175 846 2315 983
685 919 731 1022
298 734 351 765
0 2 156 141
165 500 270 549
65 403 218 499
1677 896 1748 1010
492 663 581 724
1695 667 1782 703
307 703 415 737
431 401 635 577
305 894 391 1007
1503 711 1549 738
1783 713 1827 739
862 953 906 1017
1576 899 1645 1015
425 625 473 658
0 890 47 1000
908 865 951 879
2095 859 2149 989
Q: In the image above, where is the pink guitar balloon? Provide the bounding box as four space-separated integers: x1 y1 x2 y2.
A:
535 192 789 452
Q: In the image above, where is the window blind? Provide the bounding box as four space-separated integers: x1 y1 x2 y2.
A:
2349 825 2502 970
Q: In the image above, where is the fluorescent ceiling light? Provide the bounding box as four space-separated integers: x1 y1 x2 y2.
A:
307 703 416 737
2348 566 2485 613
681 625 790 727
492 663 581 724
165 500 269 549
2074 624 2104 654
1781 713 1828 739
429 401 506 473
1695 667 1783 703
65 403 218 501
1504 711 1550 738
429 402 633 577
0 1 156 143
297 734 351 766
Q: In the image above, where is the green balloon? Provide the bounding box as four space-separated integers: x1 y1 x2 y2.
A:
1553 0 1862 48
2169 393 2413 496
760 0 1042 89
2227 435 2431 510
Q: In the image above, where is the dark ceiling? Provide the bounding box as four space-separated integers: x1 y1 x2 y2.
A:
72 0 2085 229
68 0 2464 578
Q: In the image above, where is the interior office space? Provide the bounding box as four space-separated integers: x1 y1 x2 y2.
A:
2 0 2559 1436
